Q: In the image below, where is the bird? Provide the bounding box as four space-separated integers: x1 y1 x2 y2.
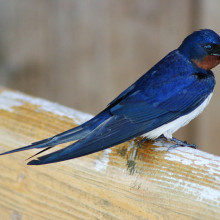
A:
1 29 220 165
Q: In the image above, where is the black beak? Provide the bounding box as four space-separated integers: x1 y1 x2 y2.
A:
211 44 220 56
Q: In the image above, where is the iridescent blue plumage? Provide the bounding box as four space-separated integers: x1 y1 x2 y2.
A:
1 29 220 165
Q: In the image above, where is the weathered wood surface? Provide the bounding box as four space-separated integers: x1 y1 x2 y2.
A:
0 88 219 220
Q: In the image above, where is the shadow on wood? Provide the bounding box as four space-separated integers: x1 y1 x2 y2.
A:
0 87 219 219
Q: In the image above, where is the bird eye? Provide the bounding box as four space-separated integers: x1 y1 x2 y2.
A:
204 44 213 51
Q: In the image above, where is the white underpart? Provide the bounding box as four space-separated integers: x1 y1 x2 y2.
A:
142 93 213 139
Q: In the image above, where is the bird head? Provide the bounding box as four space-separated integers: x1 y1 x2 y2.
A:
178 29 220 70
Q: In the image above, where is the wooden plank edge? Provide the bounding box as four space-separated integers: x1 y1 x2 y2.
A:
0 87 219 220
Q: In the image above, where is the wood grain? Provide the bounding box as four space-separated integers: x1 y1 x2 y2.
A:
0 87 219 220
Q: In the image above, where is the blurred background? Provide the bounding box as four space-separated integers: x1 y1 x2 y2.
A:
0 0 219 155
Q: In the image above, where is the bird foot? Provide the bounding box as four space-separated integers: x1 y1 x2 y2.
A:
167 137 197 151
136 137 150 147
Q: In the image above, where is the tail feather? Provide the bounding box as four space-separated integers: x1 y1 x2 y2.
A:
0 110 111 157
27 115 145 165
0 125 89 156
25 147 52 161
0 138 51 156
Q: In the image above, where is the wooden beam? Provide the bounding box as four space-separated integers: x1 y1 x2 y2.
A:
0 87 219 220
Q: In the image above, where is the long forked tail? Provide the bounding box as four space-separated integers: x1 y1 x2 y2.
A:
27 115 146 165
0 125 87 156
0 110 111 157
0 138 52 156
0 118 93 156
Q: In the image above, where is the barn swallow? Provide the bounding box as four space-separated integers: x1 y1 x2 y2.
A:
1 29 220 165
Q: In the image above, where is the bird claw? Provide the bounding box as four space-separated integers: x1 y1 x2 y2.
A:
167 137 198 151
167 144 179 151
